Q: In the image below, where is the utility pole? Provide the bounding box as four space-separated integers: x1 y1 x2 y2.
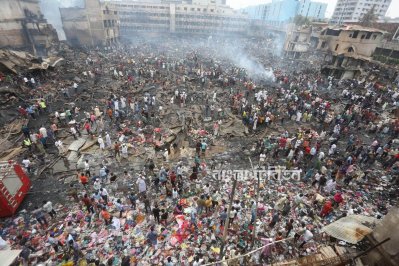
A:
249 157 260 248
219 172 238 260
393 25 399 41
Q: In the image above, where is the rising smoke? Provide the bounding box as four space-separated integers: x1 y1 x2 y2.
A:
226 46 276 82
39 0 85 40
210 37 276 82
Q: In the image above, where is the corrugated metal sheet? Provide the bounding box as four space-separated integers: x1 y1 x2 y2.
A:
321 215 378 244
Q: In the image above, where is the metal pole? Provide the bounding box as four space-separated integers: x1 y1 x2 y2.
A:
248 157 260 248
219 173 238 260
393 26 399 41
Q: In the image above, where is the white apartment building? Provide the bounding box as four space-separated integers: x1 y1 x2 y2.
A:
111 0 248 35
330 0 392 24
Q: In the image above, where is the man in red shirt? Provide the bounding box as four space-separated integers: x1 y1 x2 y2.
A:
169 171 177 188
82 194 94 213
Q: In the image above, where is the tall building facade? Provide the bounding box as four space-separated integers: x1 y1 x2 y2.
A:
60 0 119 47
244 0 327 26
112 0 248 35
330 0 392 24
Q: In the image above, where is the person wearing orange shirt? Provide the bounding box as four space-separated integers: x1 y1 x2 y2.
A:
79 173 88 188
101 207 111 225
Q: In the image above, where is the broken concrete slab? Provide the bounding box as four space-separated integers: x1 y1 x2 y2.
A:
67 151 79 162
68 138 87 151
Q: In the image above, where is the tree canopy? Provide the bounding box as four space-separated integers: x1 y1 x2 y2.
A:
360 5 378 27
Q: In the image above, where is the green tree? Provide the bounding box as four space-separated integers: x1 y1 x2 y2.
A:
360 5 378 27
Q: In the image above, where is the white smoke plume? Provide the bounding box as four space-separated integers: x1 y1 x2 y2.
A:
39 0 85 40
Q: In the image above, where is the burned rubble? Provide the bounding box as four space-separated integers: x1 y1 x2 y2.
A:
0 34 398 266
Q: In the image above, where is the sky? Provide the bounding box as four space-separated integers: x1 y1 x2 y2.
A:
227 0 399 18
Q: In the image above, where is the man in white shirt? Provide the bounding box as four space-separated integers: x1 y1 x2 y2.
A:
84 160 91 177
100 188 109 204
98 136 105 150
55 140 66 154
70 127 77 140
22 157 31 173
93 179 101 191
39 126 47 139
42 200 56 218
137 175 147 195
299 229 313 248
105 133 112 147
318 151 325 161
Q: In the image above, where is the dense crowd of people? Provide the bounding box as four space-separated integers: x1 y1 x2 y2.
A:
0 36 398 265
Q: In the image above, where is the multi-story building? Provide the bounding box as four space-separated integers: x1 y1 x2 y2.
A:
284 24 313 58
244 0 327 27
330 0 392 24
60 0 119 47
0 0 58 55
111 0 248 35
317 25 385 79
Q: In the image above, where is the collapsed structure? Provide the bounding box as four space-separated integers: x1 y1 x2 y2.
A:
0 0 58 56
318 25 386 79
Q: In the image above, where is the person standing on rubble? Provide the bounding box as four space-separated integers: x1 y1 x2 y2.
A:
22 157 31 173
79 173 88 189
42 200 56 219
114 141 121 158
201 140 207 157
70 126 78 140
100 187 109 204
152 204 161 223
143 195 151 214
82 194 95 214
32 206 48 227
21 124 30 138
147 226 158 248
115 199 125 218
105 132 112 148
137 174 147 196
128 192 137 210
39 99 47 113
84 159 91 177
23 137 32 152
98 135 105 151
100 207 111 225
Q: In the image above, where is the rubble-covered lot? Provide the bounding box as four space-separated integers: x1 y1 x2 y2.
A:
0 35 398 265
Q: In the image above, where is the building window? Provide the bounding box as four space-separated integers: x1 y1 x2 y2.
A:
361 34 365 39
352 31 359 38
321 41 326 48
335 44 339 51
372 35 377 40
